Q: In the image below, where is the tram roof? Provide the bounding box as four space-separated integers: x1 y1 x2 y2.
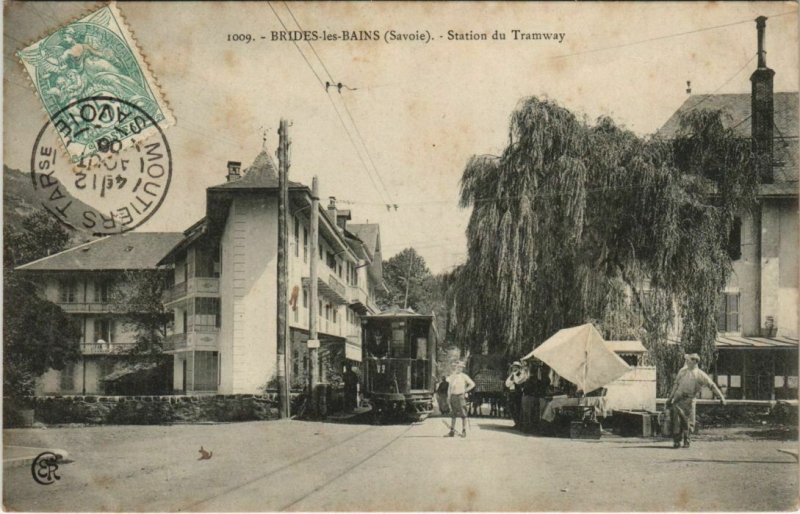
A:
363 306 433 320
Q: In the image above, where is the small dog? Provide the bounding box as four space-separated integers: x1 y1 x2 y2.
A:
198 446 213 460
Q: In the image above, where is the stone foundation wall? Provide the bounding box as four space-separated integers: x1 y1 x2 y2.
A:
4 393 286 426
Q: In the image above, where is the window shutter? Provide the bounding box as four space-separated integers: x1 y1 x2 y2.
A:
727 294 739 332
715 293 727 331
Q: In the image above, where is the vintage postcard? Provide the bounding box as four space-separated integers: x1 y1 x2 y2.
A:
3 1 799 512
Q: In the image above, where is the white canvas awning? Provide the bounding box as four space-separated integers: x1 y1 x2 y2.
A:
523 324 631 394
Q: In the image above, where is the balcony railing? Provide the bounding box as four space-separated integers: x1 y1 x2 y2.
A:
348 286 379 314
163 328 219 353
303 270 348 306
162 281 187 304
348 285 368 304
80 342 136 355
163 333 187 352
162 277 220 304
59 302 118 313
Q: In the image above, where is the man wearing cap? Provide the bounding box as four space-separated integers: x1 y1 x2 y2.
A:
667 353 726 448
446 361 475 438
505 361 529 427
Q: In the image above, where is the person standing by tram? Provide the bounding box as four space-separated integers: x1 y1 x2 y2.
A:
446 361 475 438
436 376 450 416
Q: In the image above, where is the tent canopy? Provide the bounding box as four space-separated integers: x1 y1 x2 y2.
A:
522 324 631 394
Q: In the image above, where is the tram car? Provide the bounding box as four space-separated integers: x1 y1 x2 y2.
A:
361 307 437 422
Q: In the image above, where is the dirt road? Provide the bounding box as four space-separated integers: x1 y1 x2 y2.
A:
4 417 797 511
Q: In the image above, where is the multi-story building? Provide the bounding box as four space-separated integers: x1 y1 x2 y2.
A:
656 18 798 400
16 232 184 394
158 151 384 394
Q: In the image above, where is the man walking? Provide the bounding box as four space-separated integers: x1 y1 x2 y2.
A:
446 361 475 438
666 353 726 448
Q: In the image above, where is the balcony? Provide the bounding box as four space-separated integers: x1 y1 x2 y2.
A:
59 302 117 314
80 342 136 355
302 269 347 306
348 286 369 314
163 328 219 353
162 277 220 305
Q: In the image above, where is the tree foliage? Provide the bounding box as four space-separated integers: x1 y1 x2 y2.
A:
3 210 72 268
3 211 79 397
378 248 451 348
110 270 172 356
453 97 755 391
378 248 436 313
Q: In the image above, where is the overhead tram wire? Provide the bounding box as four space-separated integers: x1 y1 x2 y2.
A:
334 48 773 209
267 1 393 207
324 89 389 204
682 53 757 115
552 9 797 60
281 2 398 209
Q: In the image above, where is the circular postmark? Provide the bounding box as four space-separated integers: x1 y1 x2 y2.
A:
30 96 172 236
31 451 61 485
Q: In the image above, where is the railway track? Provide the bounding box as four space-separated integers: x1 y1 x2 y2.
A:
185 422 417 512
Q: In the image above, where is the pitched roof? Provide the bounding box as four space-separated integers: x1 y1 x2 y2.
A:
655 92 798 139
17 232 184 271
656 92 798 185
348 224 380 255
208 150 305 190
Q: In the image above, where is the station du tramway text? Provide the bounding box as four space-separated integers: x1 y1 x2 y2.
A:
263 29 566 43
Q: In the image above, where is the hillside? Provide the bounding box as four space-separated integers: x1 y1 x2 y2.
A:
4 165 94 246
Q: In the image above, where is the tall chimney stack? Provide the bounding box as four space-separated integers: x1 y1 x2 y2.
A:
750 16 775 183
327 197 339 231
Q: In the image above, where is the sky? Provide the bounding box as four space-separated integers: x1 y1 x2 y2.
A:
4 1 799 273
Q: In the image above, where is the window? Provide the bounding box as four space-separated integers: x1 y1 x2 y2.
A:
716 293 740 332
302 288 308 308
60 363 75 390
94 280 111 303
194 298 220 329
327 252 336 270
319 244 323 261
728 217 742 261
303 228 308 263
332 307 337 323
94 318 113 343
337 262 343 278
59 279 79 303
194 351 219 391
294 217 300 258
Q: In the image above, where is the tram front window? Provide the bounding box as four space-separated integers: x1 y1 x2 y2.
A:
365 322 391 358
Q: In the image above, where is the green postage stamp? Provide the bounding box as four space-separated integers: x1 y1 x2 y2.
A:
17 3 174 161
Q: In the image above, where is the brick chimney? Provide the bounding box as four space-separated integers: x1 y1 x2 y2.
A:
750 16 775 183
226 161 242 182
328 197 339 230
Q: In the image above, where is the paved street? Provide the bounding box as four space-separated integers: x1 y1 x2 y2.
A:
4 417 798 511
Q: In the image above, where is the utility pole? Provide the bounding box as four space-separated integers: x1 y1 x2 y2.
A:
308 176 320 416
276 119 291 418
403 252 413 309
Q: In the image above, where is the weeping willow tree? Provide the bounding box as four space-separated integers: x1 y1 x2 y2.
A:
453 97 757 393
